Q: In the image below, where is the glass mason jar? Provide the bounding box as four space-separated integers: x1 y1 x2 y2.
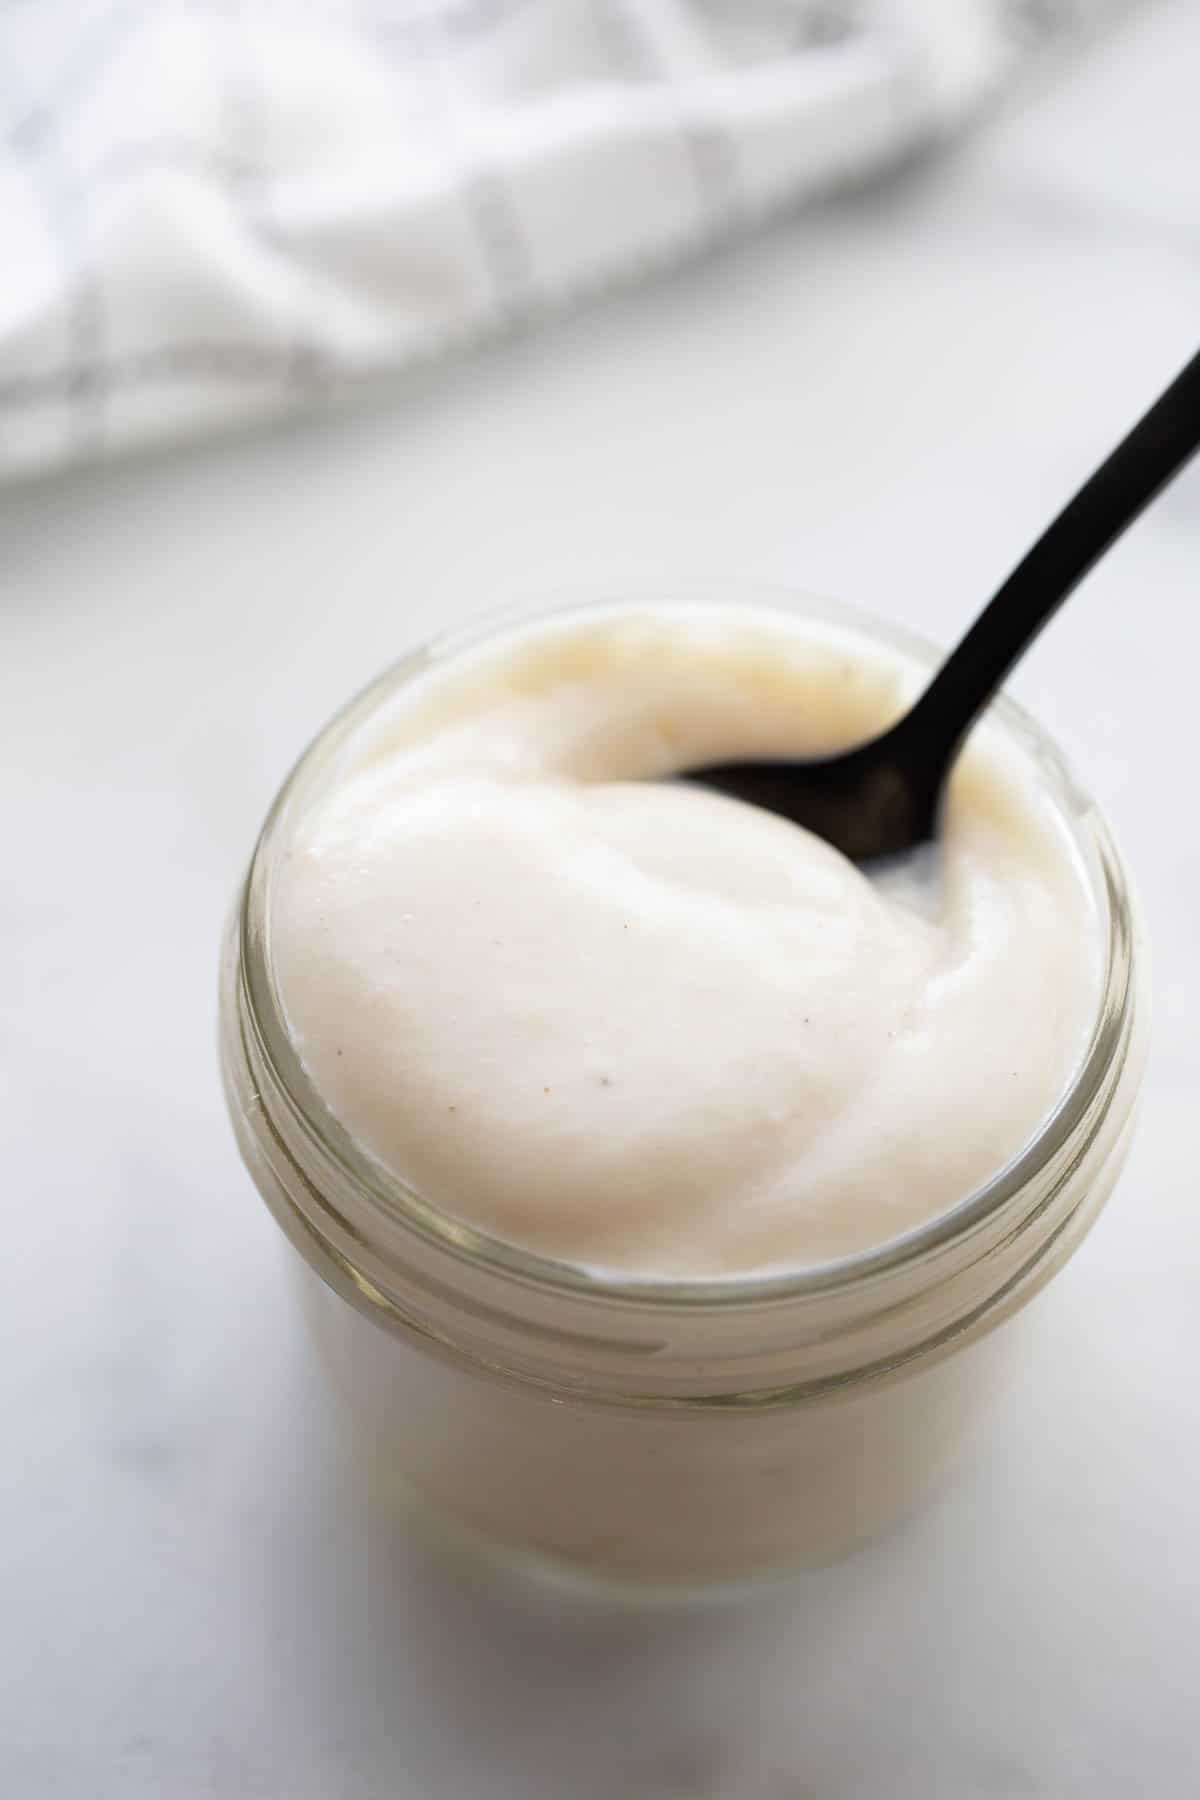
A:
219 594 1146 1596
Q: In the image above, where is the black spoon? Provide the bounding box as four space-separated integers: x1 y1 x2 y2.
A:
687 346 1200 862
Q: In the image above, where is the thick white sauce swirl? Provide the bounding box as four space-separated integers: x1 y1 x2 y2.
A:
271 609 1098 1276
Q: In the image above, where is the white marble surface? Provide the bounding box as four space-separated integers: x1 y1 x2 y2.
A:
4 5 1199 1795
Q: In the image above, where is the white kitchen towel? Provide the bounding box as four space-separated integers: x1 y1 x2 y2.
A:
0 1 1115 481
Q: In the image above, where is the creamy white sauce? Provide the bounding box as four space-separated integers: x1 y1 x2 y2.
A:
270 608 1099 1277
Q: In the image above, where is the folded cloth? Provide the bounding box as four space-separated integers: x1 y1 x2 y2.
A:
0 1 1115 480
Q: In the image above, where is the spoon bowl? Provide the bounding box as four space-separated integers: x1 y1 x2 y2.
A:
691 717 941 864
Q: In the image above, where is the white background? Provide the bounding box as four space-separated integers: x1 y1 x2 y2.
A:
3 3 1199 1794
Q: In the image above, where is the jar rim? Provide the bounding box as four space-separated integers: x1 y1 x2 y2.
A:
239 589 1137 1314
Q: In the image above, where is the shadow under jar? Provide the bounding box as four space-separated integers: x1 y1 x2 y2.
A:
219 594 1146 1598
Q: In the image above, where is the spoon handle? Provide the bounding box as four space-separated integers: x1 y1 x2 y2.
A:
902 344 1200 765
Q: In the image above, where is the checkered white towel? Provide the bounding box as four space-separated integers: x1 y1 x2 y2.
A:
0 2 1114 480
